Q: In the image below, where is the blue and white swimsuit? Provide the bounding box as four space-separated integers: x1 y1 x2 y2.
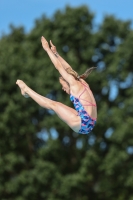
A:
70 83 97 134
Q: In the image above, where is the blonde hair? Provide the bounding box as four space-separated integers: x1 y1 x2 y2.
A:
66 67 96 80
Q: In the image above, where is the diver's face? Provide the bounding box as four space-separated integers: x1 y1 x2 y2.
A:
59 78 70 94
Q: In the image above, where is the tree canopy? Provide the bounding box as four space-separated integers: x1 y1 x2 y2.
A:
0 5 133 200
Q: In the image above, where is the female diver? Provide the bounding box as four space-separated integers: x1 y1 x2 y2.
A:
16 36 97 134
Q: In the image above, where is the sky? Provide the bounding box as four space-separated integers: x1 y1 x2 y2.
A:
0 0 133 37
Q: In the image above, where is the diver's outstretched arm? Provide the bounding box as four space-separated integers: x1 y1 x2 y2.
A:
49 40 73 71
41 36 75 85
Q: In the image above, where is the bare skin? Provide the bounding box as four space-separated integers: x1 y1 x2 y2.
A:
16 36 97 133
49 38 97 119
16 80 81 133
50 40 73 70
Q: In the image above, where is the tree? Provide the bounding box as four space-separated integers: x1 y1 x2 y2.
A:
0 5 133 200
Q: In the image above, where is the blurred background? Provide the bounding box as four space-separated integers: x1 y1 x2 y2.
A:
0 0 133 199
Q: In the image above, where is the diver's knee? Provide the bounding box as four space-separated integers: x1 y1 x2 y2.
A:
49 101 58 110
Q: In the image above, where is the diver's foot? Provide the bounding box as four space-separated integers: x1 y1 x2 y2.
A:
16 80 30 98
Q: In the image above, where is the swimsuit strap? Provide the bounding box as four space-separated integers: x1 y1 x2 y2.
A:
78 82 96 107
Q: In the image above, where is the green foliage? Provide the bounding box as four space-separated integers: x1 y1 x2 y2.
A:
0 5 133 200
